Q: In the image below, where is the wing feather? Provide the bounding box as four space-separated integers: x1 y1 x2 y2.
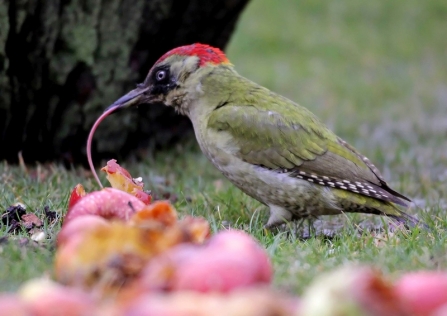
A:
208 103 410 204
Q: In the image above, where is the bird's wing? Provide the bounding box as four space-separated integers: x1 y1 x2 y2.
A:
208 103 410 205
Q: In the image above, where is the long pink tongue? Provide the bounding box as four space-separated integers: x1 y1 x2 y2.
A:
87 106 119 188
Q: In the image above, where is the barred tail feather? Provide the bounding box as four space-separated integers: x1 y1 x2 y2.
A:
387 209 429 230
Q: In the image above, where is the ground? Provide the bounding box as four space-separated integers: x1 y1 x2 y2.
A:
1 0 446 293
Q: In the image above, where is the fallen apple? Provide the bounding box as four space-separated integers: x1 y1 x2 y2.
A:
19 278 97 316
177 215 211 244
395 271 447 315
63 188 145 224
130 200 178 227
134 230 272 293
57 215 110 246
55 221 176 291
0 294 29 315
119 288 299 316
300 266 408 316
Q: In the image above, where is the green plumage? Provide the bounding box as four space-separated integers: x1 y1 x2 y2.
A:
114 45 424 229
199 66 419 227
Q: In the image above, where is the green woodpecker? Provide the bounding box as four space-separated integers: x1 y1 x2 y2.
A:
108 43 422 228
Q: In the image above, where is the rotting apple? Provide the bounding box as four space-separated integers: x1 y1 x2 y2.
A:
395 271 447 316
64 188 145 225
132 230 272 293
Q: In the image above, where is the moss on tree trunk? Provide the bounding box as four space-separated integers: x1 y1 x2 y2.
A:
0 0 249 164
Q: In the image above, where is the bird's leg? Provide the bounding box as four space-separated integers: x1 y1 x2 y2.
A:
287 217 307 238
305 216 317 238
284 217 302 238
287 214 317 238
264 205 293 229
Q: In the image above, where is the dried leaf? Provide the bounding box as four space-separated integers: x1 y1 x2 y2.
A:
21 213 43 228
67 184 86 211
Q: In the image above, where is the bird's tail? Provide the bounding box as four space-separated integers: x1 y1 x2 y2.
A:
332 189 429 230
387 209 429 230
334 192 430 230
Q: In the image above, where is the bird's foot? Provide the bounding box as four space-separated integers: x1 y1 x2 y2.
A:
264 205 292 229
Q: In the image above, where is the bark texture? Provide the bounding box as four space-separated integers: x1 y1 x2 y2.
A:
0 0 249 164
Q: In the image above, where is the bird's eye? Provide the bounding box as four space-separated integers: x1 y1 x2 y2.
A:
155 70 167 81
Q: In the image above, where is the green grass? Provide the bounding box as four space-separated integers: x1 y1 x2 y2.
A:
1 0 447 294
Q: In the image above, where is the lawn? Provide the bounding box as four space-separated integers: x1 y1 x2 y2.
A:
1 0 446 294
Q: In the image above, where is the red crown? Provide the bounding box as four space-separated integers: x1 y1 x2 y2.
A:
156 43 230 67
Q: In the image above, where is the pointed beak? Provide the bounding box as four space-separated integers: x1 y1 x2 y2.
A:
105 86 151 112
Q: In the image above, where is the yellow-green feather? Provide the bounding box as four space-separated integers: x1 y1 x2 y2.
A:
206 67 407 206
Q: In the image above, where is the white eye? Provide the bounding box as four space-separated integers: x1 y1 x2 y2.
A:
156 70 166 81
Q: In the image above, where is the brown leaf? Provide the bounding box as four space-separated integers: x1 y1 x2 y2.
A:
21 214 43 228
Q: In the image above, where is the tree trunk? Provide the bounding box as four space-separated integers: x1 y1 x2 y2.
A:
0 0 249 165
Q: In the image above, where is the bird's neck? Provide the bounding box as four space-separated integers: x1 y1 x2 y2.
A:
184 65 239 124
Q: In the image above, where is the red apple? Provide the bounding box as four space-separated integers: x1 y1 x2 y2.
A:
395 271 447 315
64 188 145 224
0 294 29 315
137 230 272 293
120 288 299 316
19 278 96 316
57 215 109 246
300 266 408 316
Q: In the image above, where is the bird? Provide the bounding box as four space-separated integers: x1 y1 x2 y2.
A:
106 43 423 229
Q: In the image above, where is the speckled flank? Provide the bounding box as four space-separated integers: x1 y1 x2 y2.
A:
196 136 344 227
290 170 390 200
192 122 407 228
